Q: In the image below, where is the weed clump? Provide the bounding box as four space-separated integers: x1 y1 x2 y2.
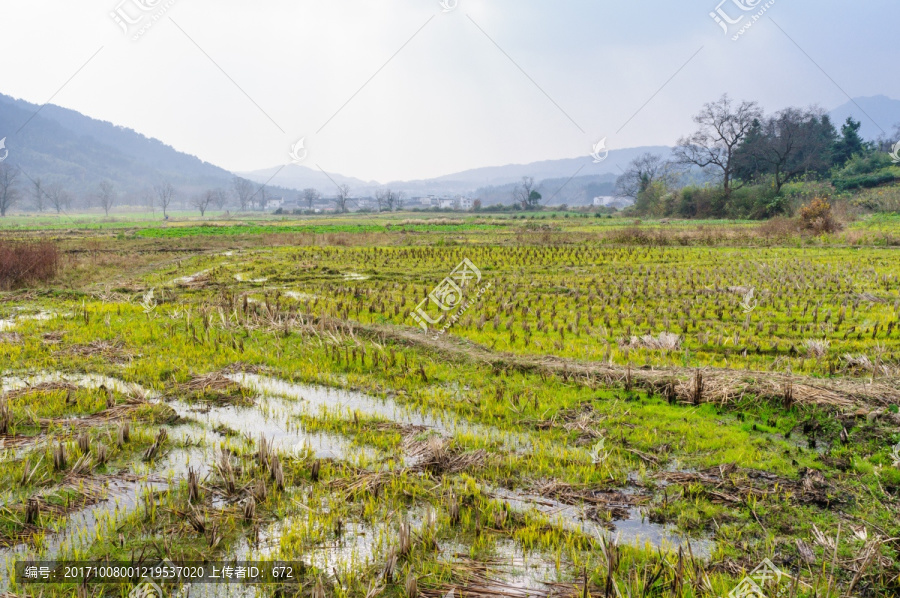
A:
0 241 60 289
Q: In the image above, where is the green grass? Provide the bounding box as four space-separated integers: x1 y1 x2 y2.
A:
1 220 899 597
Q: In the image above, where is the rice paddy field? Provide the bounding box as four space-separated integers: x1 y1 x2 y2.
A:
1 213 899 597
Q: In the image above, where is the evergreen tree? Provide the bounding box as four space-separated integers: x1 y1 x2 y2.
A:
832 117 866 165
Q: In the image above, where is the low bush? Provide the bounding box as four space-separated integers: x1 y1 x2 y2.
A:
0 241 60 290
833 169 898 192
798 198 841 234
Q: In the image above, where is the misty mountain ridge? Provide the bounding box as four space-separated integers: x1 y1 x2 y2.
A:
2 91 898 205
0 93 233 198
828 95 900 142
240 146 671 202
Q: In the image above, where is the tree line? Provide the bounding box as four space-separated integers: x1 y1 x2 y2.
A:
0 166 416 217
617 94 900 219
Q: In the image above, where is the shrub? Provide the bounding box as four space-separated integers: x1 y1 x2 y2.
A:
0 241 60 290
779 180 836 211
852 184 900 212
833 152 894 177
675 186 726 219
834 169 897 192
798 198 840 234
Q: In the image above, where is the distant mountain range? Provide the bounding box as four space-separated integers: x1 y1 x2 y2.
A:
0 93 233 198
1 91 898 207
238 146 669 205
828 95 900 142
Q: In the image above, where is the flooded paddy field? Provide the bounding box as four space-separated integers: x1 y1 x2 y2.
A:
0 221 898 597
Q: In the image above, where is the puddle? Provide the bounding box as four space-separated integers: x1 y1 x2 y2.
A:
0 446 211 593
234 273 268 283
0 369 708 594
229 501 431 578
0 373 161 458
283 290 318 301
172 270 210 286
439 537 563 593
488 486 714 558
167 396 372 463
1 372 158 399
180 500 423 598
0 311 58 332
229 374 531 453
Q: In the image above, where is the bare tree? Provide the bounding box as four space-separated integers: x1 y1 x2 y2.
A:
97 180 117 216
0 163 20 217
334 184 350 213
192 189 215 216
257 187 269 211
232 177 254 212
154 182 176 217
143 189 155 213
302 188 321 212
30 177 45 212
211 188 229 211
375 188 390 212
673 94 762 198
615 153 678 198
514 176 541 210
375 188 404 212
45 182 71 214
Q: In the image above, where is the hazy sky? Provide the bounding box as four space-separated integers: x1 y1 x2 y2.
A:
1 1 897 182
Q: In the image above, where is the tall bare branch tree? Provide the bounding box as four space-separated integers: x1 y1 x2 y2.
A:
192 189 215 216
31 177 45 212
334 184 350 213
514 176 541 210
143 189 155 213
614 153 678 199
673 94 762 198
375 188 404 212
44 182 71 214
232 177 254 212
154 182 176 217
97 180 117 216
302 188 321 212
211 188 229 211
0 163 20 217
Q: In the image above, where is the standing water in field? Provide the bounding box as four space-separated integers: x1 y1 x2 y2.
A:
227 373 532 452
